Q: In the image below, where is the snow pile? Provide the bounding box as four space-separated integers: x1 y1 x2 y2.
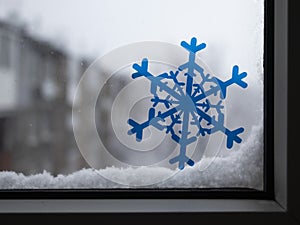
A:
0 125 263 190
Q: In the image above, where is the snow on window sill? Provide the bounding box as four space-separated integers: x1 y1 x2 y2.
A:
0 125 263 190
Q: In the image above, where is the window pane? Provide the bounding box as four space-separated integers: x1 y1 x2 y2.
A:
0 0 264 189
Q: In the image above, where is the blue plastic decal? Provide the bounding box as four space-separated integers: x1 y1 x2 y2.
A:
127 38 248 170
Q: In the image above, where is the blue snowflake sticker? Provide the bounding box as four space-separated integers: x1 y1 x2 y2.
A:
127 37 248 170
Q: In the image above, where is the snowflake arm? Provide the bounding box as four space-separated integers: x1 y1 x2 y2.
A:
151 95 172 108
132 59 182 101
195 107 244 148
128 107 178 142
193 65 248 102
169 111 196 169
190 111 211 136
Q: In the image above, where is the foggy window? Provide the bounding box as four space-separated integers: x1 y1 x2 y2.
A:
0 0 265 190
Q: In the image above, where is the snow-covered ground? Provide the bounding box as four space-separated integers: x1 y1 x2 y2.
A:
0 125 263 190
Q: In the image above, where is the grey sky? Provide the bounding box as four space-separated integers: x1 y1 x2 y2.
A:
0 0 263 76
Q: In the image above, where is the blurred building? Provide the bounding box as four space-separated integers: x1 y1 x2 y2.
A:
74 60 129 169
0 21 86 174
0 20 157 174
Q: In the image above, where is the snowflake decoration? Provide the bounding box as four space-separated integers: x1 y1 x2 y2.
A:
127 37 248 170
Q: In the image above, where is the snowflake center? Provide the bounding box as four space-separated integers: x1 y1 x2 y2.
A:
178 93 196 113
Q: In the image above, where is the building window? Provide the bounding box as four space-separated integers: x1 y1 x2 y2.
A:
0 0 272 198
0 33 11 68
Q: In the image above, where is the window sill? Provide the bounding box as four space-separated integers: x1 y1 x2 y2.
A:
0 199 284 213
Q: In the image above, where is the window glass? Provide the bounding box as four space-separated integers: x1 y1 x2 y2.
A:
0 0 264 189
